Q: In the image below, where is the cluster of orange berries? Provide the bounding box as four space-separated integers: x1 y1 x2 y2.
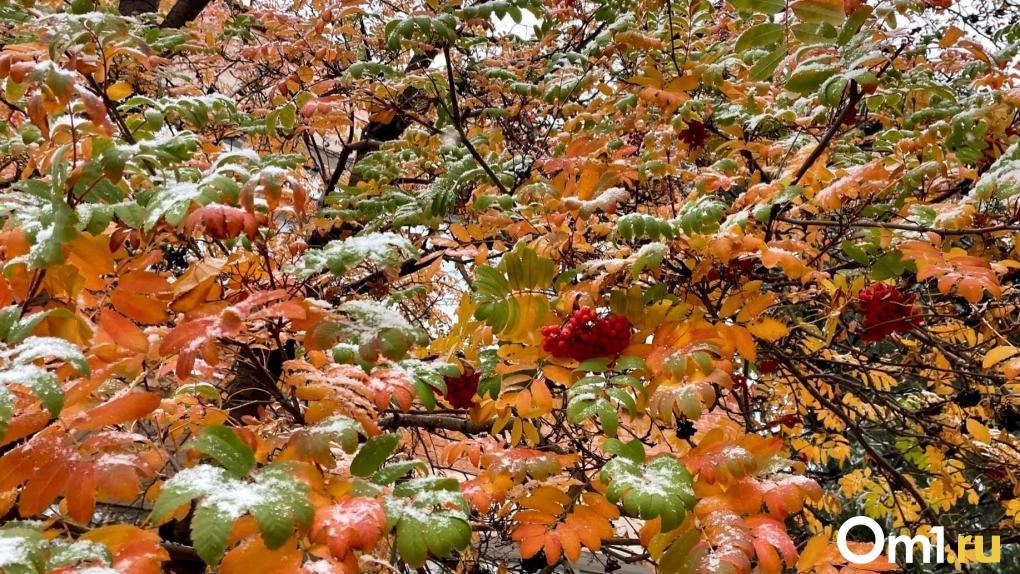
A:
541 307 632 360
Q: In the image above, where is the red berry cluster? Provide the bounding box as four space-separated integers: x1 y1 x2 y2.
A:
678 120 708 149
858 283 919 342
541 307 632 360
443 371 480 409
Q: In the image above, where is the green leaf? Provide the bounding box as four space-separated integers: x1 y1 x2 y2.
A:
575 358 611 372
373 460 427 485
290 233 417 280
632 242 667 279
388 477 471 568
423 512 471 558
305 415 363 454
607 386 637 416
566 397 599 424
870 251 908 280
615 355 647 373
749 46 787 81
0 528 44 574
616 213 676 243
0 386 13 440
604 438 646 463
250 463 313 548
0 306 21 342
728 0 785 13
150 465 234 523
250 501 293 549
596 399 619 436
838 5 871 44
600 454 696 531
676 196 725 235
351 433 400 477
48 540 112 568
192 425 256 477
395 516 429 567
10 336 88 374
735 23 784 53
191 504 234 564
659 529 704 574
793 0 845 26
787 63 837 94
840 241 870 265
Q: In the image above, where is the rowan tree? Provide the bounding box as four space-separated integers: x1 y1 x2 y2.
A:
0 0 1019 572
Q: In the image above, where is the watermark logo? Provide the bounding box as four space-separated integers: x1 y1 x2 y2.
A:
837 517 1000 570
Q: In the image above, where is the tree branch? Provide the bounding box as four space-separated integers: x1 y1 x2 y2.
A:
160 0 213 28
770 346 945 530
443 45 510 196
379 412 488 434
777 216 1020 236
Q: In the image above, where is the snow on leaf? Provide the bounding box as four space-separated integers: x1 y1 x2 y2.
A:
152 463 311 564
289 415 364 463
600 454 696 531
310 497 386 559
745 515 797 574
190 425 256 477
289 232 416 280
385 477 471 568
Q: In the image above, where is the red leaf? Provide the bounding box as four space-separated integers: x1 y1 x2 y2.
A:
310 497 387 559
183 204 260 240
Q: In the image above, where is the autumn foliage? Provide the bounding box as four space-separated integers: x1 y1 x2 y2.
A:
0 0 1019 572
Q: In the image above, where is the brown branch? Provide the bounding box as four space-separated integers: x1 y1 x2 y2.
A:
160 0 213 28
777 216 1020 236
379 412 488 434
769 346 944 530
766 44 908 240
791 43 908 186
443 46 510 196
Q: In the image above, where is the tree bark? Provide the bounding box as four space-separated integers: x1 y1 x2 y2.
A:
118 0 158 16
118 0 212 29
160 0 213 28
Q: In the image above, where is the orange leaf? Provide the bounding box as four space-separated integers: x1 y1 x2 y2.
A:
99 309 149 353
70 391 162 431
65 464 97 522
221 536 301 574
84 525 169 574
111 289 168 324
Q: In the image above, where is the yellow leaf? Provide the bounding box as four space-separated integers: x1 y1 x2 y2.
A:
982 345 1019 369
543 364 574 387
107 81 133 101
729 325 756 361
748 318 790 341
966 418 992 443
798 533 830 572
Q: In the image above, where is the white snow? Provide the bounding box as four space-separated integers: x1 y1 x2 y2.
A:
302 560 336 574
165 464 303 521
0 537 29 567
51 540 110 564
307 415 362 437
74 568 120 574
340 301 414 338
562 187 631 216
